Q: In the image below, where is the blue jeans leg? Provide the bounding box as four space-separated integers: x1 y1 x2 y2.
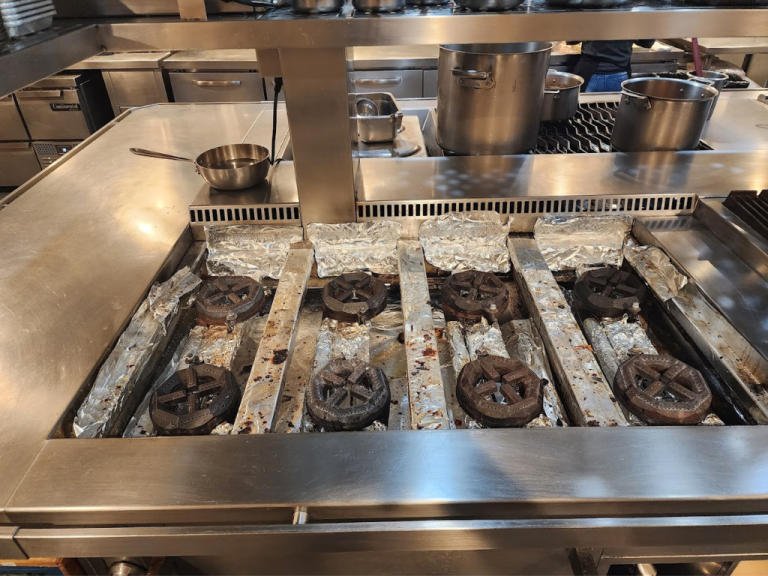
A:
585 72 629 93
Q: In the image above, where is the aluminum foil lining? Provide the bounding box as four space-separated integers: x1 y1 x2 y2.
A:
534 214 633 272
446 321 471 377
602 316 658 361
419 211 511 273
73 267 201 439
624 245 688 301
205 225 303 281
123 324 244 438
465 318 509 360
306 220 402 278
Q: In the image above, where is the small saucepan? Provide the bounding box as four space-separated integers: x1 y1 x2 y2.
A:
541 70 584 123
130 143 270 191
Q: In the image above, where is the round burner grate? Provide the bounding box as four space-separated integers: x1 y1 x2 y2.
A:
614 354 712 425
150 363 240 436
196 276 266 328
456 355 543 428
307 359 390 431
322 272 388 324
573 267 646 319
442 270 510 323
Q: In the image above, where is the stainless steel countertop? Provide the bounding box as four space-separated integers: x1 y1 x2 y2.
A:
0 102 275 522
70 51 173 70
667 37 768 55
163 49 258 71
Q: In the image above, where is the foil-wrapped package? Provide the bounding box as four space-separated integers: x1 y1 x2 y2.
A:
306 221 401 278
602 316 658 361
205 225 303 280
73 268 201 438
534 214 633 272
419 211 510 273
123 324 244 438
624 245 688 301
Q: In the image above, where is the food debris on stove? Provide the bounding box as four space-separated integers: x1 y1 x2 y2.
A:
322 272 388 324
196 276 266 330
456 355 543 428
150 363 240 436
613 354 712 425
573 267 646 319
307 359 390 431
442 270 510 323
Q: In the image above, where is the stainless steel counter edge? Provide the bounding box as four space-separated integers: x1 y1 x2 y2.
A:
0 103 277 524
7 426 768 527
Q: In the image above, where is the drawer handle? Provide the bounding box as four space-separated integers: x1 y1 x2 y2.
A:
353 78 402 86
16 90 64 100
192 80 243 87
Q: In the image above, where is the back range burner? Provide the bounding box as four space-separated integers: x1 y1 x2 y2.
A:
307 359 391 431
322 272 388 324
442 270 510 323
196 276 266 329
456 356 543 428
573 267 646 319
614 354 713 425
150 363 240 436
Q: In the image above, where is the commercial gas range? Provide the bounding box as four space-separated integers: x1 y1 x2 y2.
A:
1 96 768 576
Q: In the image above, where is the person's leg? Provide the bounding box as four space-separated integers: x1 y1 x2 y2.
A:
584 74 606 92
604 72 629 92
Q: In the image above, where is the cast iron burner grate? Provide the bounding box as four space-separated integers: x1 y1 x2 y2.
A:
534 102 713 155
723 189 768 241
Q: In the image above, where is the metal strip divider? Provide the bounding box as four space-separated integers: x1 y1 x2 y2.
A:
397 240 452 430
507 237 629 427
232 248 313 434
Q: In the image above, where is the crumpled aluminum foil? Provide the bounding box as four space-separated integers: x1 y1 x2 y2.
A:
419 211 510 273
602 316 658 361
446 321 471 377
535 214 633 272
306 221 401 278
624 245 688 301
73 267 201 438
123 324 244 438
465 318 509 360
205 225 302 281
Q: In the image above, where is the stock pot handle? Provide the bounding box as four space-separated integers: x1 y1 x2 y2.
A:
544 88 561 99
622 91 652 111
451 68 490 80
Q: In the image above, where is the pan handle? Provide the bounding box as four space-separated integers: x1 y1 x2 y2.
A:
129 148 195 163
622 91 652 111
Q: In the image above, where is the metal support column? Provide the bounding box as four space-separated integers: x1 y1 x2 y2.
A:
279 48 357 225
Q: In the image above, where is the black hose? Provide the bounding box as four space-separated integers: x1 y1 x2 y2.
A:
270 77 284 166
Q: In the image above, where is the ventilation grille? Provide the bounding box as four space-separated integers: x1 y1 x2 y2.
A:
189 204 300 225
535 102 713 155
358 194 696 220
33 143 57 156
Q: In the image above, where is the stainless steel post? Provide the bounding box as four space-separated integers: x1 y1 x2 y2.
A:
279 48 357 225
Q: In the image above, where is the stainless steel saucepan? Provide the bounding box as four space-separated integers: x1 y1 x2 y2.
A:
129 143 270 191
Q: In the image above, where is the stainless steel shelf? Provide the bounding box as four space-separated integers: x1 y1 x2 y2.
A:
97 3 768 51
0 22 100 98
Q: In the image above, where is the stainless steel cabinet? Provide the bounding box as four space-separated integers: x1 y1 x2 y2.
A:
105 70 170 112
0 95 29 141
16 88 91 141
170 72 265 102
423 69 438 99
0 142 41 186
350 70 423 98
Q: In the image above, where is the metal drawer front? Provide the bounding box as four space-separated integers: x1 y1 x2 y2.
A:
16 89 90 140
170 72 264 103
107 71 169 107
0 142 42 187
0 96 29 141
351 70 423 98
423 70 438 99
